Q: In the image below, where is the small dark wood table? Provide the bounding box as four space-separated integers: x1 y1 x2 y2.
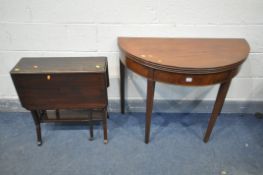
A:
10 57 109 145
118 37 250 144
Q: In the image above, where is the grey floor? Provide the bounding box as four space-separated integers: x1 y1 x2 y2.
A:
0 112 263 175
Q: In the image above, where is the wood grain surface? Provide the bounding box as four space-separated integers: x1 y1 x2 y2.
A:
10 57 107 74
11 57 109 145
118 37 250 73
118 37 250 143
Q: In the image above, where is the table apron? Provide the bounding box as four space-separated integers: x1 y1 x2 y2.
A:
122 56 240 86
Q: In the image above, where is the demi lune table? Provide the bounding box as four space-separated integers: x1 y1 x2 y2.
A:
118 37 250 144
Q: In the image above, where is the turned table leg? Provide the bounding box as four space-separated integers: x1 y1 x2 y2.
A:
120 60 125 114
204 80 232 143
145 79 156 144
30 110 42 146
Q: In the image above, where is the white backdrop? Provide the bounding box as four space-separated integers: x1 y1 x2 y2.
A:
0 0 262 101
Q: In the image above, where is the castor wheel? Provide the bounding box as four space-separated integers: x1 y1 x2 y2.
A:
37 141 42 146
104 140 108 144
89 137 94 141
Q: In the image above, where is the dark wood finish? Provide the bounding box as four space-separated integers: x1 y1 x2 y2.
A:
30 110 42 145
120 60 125 114
89 111 94 140
10 57 107 74
11 73 107 110
118 37 250 143
43 109 106 122
103 108 108 144
55 109 60 119
11 57 109 145
203 80 231 142
145 79 155 144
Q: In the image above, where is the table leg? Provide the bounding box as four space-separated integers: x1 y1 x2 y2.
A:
41 110 48 120
103 108 108 144
30 110 42 146
204 80 231 143
89 111 94 141
55 109 60 119
120 60 125 114
145 79 156 144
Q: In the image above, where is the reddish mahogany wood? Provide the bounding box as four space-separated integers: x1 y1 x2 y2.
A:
145 79 155 144
11 57 109 145
203 80 232 143
119 37 249 73
123 54 240 86
118 37 250 144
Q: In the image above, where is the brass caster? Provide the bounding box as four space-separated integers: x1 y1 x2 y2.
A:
203 139 209 143
104 140 108 144
37 141 42 146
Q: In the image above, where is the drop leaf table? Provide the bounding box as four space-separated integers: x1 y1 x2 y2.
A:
11 57 109 145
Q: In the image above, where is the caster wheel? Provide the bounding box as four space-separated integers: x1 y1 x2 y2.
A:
104 140 108 144
89 137 94 141
37 141 42 146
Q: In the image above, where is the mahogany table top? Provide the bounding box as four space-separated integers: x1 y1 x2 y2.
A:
118 37 250 74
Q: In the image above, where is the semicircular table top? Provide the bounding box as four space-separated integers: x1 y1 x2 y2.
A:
118 37 250 73
118 37 250 144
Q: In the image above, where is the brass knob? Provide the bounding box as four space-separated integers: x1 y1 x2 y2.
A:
185 77 193 82
47 75 51 80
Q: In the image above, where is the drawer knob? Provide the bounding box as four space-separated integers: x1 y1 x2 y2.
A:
47 75 51 80
185 77 193 82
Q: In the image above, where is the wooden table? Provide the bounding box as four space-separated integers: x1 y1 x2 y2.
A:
10 57 109 145
118 37 250 144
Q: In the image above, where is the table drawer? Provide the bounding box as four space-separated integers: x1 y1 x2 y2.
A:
11 73 108 109
154 68 239 86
